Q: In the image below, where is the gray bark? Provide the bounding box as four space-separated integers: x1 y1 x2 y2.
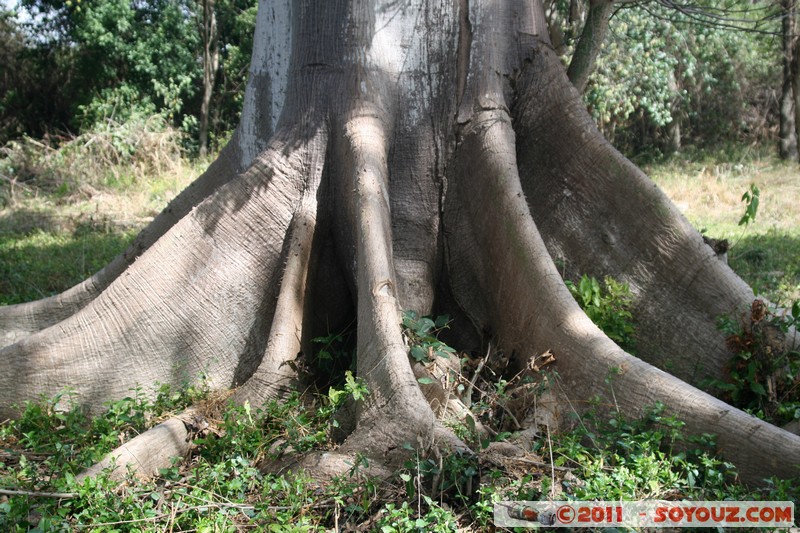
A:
567 0 613 94
198 0 219 158
1 0 798 485
780 0 798 160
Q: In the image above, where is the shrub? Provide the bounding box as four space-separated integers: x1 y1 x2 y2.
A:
0 114 183 198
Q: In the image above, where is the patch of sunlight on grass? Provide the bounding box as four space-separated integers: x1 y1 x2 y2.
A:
647 154 800 306
0 227 138 305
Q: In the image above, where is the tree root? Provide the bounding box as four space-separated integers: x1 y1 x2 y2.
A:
232 191 320 405
77 414 196 482
514 42 754 384
2 0 798 492
0 130 323 418
446 98 800 484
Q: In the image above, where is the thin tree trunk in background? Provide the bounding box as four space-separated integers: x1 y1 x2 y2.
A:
199 0 219 158
667 71 681 154
780 0 798 159
793 10 800 161
567 0 613 94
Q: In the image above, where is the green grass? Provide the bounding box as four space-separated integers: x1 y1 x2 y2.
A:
0 127 200 306
0 226 137 305
729 230 800 307
1 385 797 531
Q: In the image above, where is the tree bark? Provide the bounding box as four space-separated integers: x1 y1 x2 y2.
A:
198 0 220 158
780 0 798 160
1 0 798 486
567 0 613 94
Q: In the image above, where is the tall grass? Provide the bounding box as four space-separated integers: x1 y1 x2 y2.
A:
0 115 184 205
0 116 198 304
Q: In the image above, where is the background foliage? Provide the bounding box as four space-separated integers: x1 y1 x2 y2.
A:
0 0 257 152
545 0 781 157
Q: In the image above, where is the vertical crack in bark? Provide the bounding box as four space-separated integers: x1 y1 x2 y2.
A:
455 0 472 120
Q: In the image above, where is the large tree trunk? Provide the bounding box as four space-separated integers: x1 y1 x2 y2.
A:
1 0 799 486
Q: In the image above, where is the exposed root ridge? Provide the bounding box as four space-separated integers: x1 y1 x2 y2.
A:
78 412 195 482
447 101 800 484
0 130 321 418
233 193 320 406
321 102 466 466
0 144 242 347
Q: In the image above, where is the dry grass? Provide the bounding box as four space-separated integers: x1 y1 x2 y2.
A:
0 115 183 192
646 155 800 306
0 117 201 235
646 157 800 235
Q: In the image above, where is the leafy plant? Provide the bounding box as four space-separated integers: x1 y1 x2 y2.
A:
375 496 458 533
401 311 456 364
711 299 800 425
739 183 761 228
566 275 637 352
310 321 356 385
548 402 798 503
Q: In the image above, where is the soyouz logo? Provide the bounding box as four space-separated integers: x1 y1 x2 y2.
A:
494 501 796 528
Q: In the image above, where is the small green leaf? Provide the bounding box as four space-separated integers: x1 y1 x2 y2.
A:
415 318 436 336
465 414 476 434
750 382 766 396
417 377 435 385
410 345 429 362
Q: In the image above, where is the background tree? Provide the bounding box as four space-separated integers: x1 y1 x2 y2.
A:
1 0 799 485
0 8 74 144
200 0 258 151
566 0 613 94
197 0 219 158
17 0 200 129
552 0 783 156
780 0 798 159
1 0 257 151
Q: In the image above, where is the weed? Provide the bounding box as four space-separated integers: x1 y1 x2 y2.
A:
375 495 458 532
401 311 456 365
738 183 760 229
548 402 800 505
0 376 380 530
310 322 356 387
710 299 800 425
566 275 637 352
403 448 479 505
